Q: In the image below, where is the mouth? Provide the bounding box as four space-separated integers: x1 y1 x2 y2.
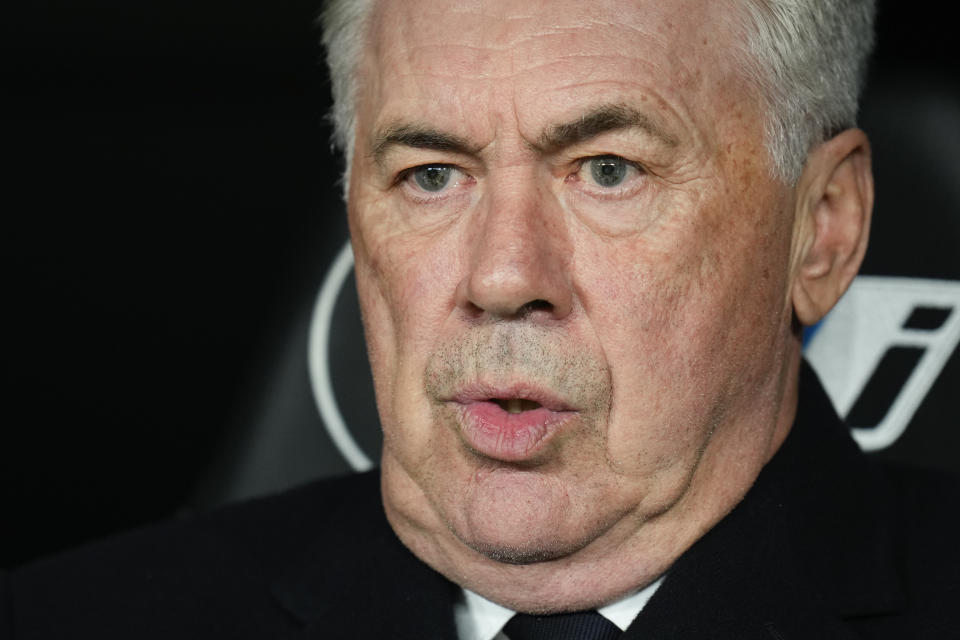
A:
449 386 577 462
493 398 543 414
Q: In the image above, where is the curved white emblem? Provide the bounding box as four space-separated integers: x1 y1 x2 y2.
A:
307 241 374 471
805 276 960 451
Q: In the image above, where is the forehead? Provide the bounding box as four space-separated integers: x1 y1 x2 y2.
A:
361 0 752 150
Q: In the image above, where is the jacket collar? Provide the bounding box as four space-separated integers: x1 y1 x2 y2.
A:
270 472 459 639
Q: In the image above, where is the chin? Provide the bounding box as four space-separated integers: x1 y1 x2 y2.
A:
464 536 588 565
444 473 619 567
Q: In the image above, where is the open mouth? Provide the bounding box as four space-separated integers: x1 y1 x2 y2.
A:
451 390 575 461
492 398 542 414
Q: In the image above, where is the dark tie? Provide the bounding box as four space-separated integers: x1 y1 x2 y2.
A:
503 611 622 640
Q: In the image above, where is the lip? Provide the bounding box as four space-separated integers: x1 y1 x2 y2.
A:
450 384 578 461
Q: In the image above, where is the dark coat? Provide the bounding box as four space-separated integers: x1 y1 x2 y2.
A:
3 365 959 638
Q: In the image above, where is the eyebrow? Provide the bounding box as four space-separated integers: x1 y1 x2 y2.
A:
370 103 678 163
372 124 481 162
535 104 679 153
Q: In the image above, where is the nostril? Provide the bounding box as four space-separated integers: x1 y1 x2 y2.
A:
517 299 553 315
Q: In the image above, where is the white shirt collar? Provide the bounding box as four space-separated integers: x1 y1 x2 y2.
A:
454 577 665 640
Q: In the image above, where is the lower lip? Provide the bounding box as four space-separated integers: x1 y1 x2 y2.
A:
456 401 574 461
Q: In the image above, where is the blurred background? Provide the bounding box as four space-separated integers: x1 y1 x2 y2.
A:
2 0 344 568
2 1 958 569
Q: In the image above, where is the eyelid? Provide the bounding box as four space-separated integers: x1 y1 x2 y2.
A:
396 163 474 202
576 155 645 181
579 154 644 172
396 161 466 182
565 154 648 202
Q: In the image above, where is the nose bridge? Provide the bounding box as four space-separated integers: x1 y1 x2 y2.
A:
459 174 572 319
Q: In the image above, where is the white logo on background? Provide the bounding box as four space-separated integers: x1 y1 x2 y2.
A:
307 242 374 472
805 277 960 451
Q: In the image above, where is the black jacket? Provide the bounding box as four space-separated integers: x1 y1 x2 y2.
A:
3 366 959 638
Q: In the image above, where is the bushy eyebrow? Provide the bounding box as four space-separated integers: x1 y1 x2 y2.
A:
372 124 481 163
534 104 678 153
371 104 677 163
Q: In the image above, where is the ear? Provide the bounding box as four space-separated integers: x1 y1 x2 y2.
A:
791 128 874 326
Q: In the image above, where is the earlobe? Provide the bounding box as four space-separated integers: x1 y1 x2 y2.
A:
791 128 874 326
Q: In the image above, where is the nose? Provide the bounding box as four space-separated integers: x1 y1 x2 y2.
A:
455 185 573 321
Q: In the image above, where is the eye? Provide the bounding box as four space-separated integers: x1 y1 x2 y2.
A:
399 163 474 203
411 164 455 192
586 155 632 187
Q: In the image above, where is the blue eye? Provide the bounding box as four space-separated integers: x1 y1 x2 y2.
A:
412 165 453 192
589 156 629 187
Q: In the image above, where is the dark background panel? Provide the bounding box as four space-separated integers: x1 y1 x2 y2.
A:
1 1 958 569
2 0 345 568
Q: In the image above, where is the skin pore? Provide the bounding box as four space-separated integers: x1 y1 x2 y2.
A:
345 0 872 613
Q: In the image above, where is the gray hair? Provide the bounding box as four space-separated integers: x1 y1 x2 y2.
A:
320 0 374 185
319 0 876 188
736 0 876 182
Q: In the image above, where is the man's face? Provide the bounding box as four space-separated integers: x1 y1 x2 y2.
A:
349 0 803 609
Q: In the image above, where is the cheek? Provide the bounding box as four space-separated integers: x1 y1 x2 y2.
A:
367 241 460 355
351 214 464 444
585 186 793 471
352 196 433 355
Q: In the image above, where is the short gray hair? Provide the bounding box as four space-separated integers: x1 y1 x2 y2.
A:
320 0 374 183
735 0 876 182
319 0 876 187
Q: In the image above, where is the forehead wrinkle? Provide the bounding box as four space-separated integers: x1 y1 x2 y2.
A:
388 50 671 94
368 0 739 172
516 51 665 81
393 12 672 80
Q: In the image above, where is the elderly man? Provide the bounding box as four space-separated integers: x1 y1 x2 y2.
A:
3 0 958 638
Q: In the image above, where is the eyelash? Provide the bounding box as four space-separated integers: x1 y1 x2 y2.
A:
396 164 471 202
394 155 647 203
570 155 647 200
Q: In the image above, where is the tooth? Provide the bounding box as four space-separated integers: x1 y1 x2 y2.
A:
507 398 523 414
